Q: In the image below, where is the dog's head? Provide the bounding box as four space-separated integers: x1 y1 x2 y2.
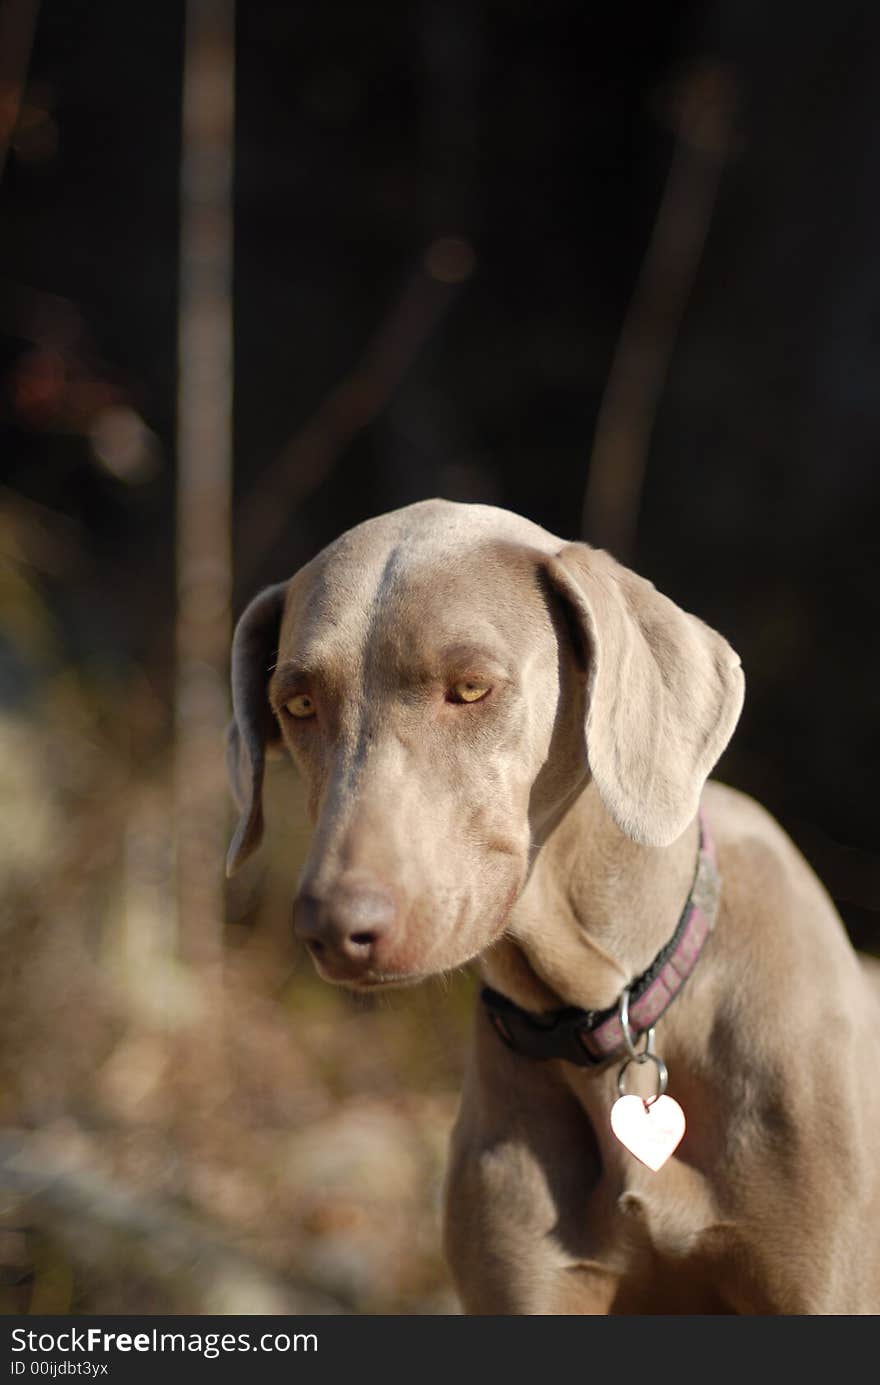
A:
226 500 743 988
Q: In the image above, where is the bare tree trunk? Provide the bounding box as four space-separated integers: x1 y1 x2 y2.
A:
175 0 236 972
581 65 736 559
0 0 41 188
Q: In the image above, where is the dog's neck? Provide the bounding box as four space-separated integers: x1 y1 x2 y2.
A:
480 783 701 1016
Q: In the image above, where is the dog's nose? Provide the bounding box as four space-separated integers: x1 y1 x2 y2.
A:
293 878 397 977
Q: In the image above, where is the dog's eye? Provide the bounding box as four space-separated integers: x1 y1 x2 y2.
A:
285 693 316 719
449 680 491 704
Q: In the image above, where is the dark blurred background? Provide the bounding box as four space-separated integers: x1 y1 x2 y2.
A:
1 0 878 1315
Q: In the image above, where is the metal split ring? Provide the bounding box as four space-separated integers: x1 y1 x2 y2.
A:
617 988 667 1106
618 987 655 1061
616 1050 668 1106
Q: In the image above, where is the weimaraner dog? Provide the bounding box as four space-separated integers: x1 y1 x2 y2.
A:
226 499 880 1314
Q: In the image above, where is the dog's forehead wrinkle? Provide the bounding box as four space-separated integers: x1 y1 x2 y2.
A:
288 535 560 683
311 501 564 613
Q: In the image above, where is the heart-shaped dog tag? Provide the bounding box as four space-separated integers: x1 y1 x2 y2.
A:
610 1094 685 1172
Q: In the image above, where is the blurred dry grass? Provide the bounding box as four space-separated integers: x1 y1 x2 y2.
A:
0 547 473 1314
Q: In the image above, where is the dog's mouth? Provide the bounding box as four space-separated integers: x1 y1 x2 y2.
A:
310 959 429 991
347 970 429 991
304 943 429 990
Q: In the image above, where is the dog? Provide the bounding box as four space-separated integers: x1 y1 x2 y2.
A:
226 499 880 1314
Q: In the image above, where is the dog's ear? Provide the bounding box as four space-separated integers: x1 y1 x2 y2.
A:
543 544 744 847
225 581 289 876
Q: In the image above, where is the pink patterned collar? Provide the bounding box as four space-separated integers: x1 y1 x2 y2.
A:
481 812 720 1068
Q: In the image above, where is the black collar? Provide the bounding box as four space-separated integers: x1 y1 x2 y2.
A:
481 812 720 1068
